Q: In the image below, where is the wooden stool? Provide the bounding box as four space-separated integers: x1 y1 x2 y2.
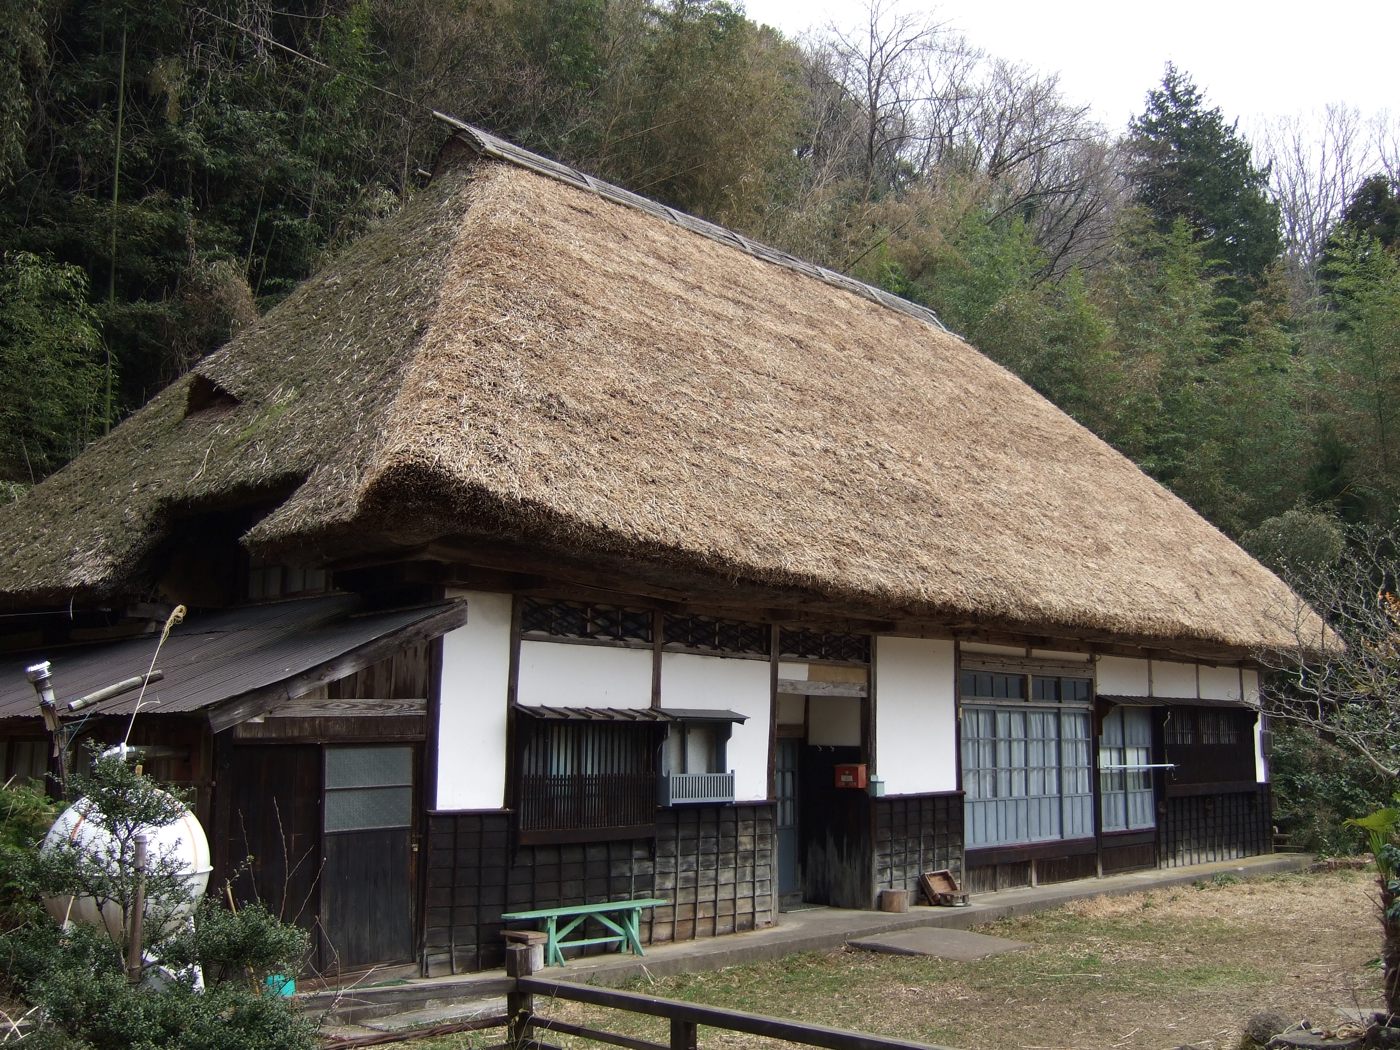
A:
501 929 547 972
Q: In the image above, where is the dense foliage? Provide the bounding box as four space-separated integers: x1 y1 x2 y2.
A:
4 0 1397 548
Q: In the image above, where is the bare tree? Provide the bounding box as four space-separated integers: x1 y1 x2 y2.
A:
1257 105 1370 294
1257 528 1400 781
1375 109 1400 185
816 0 977 197
955 61 1122 278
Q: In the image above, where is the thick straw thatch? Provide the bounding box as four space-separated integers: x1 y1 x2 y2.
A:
0 123 1318 654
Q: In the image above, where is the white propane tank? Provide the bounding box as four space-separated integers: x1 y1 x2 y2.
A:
41 791 213 942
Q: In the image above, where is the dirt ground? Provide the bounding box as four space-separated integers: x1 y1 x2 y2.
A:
426 868 1388 1050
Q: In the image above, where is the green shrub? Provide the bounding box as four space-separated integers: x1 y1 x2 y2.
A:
1270 723 1392 855
1 776 59 925
0 758 315 1050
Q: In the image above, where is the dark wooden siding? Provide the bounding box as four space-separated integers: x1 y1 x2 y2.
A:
1161 784 1272 867
964 840 1097 892
873 793 963 899
223 744 323 934
327 641 431 700
323 826 415 968
422 803 775 975
1101 835 1157 874
652 805 773 943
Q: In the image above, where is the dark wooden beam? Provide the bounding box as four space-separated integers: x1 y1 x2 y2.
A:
327 535 1257 665
775 679 868 697
261 699 425 718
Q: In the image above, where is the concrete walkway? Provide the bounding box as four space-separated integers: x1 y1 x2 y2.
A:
308 852 1311 1040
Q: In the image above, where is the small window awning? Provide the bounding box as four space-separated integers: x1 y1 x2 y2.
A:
1100 694 1256 709
513 705 747 723
662 708 748 723
0 595 469 732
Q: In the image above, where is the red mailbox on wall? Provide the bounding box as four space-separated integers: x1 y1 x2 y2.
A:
834 763 868 789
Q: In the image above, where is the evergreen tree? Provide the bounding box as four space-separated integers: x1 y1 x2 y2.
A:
1336 174 1400 251
1127 65 1281 300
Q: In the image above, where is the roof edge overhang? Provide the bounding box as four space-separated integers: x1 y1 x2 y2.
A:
512 705 747 723
1100 694 1257 710
319 519 1297 664
205 600 468 732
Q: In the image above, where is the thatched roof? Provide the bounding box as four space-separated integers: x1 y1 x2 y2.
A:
0 120 1319 655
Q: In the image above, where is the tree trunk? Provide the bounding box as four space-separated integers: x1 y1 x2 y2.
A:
1383 876 1399 1021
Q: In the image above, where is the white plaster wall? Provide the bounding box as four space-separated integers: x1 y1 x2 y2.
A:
777 662 809 681
1242 669 1261 705
1255 717 1269 783
874 637 957 794
775 694 806 726
1199 664 1244 701
436 591 512 811
516 641 652 709
1151 660 1198 699
808 695 862 746
660 652 771 802
1096 656 1150 697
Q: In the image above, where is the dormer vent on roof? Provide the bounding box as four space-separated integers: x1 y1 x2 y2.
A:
184 374 240 419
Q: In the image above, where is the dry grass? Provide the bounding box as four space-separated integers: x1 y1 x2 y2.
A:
421 869 1386 1050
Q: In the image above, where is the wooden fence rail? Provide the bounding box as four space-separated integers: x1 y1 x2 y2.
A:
505 945 957 1050
321 946 958 1050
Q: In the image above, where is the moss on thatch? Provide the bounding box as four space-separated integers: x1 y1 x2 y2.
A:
0 133 1319 654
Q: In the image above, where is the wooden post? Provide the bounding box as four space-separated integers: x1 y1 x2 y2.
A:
506 943 535 1050
670 1017 699 1050
126 833 147 985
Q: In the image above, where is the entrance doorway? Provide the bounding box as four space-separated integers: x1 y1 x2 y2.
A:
321 745 416 970
228 742 418 972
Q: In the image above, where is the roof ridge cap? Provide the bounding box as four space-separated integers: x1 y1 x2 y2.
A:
431 112 949 335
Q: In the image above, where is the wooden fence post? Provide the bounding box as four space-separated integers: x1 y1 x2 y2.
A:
670 1018 698 1050
506 943 535 1050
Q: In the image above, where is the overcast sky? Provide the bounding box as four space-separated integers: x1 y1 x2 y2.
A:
742 0 1398 135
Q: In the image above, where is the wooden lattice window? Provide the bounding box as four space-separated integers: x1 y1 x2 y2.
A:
662 614 769 656
520 597 653 645
1164 707 1256 785
516 718 662 841
1165 709 1194 745
777 628 871 664
246 555 328 600
1199 710 1241 744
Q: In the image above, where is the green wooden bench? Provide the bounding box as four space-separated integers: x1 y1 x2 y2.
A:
500 898 668 968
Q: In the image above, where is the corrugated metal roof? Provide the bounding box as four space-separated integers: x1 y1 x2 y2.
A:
514 705 672 722
1100 694 1255 709
661 708 748 723
0 596 466 722
512 705 747 723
